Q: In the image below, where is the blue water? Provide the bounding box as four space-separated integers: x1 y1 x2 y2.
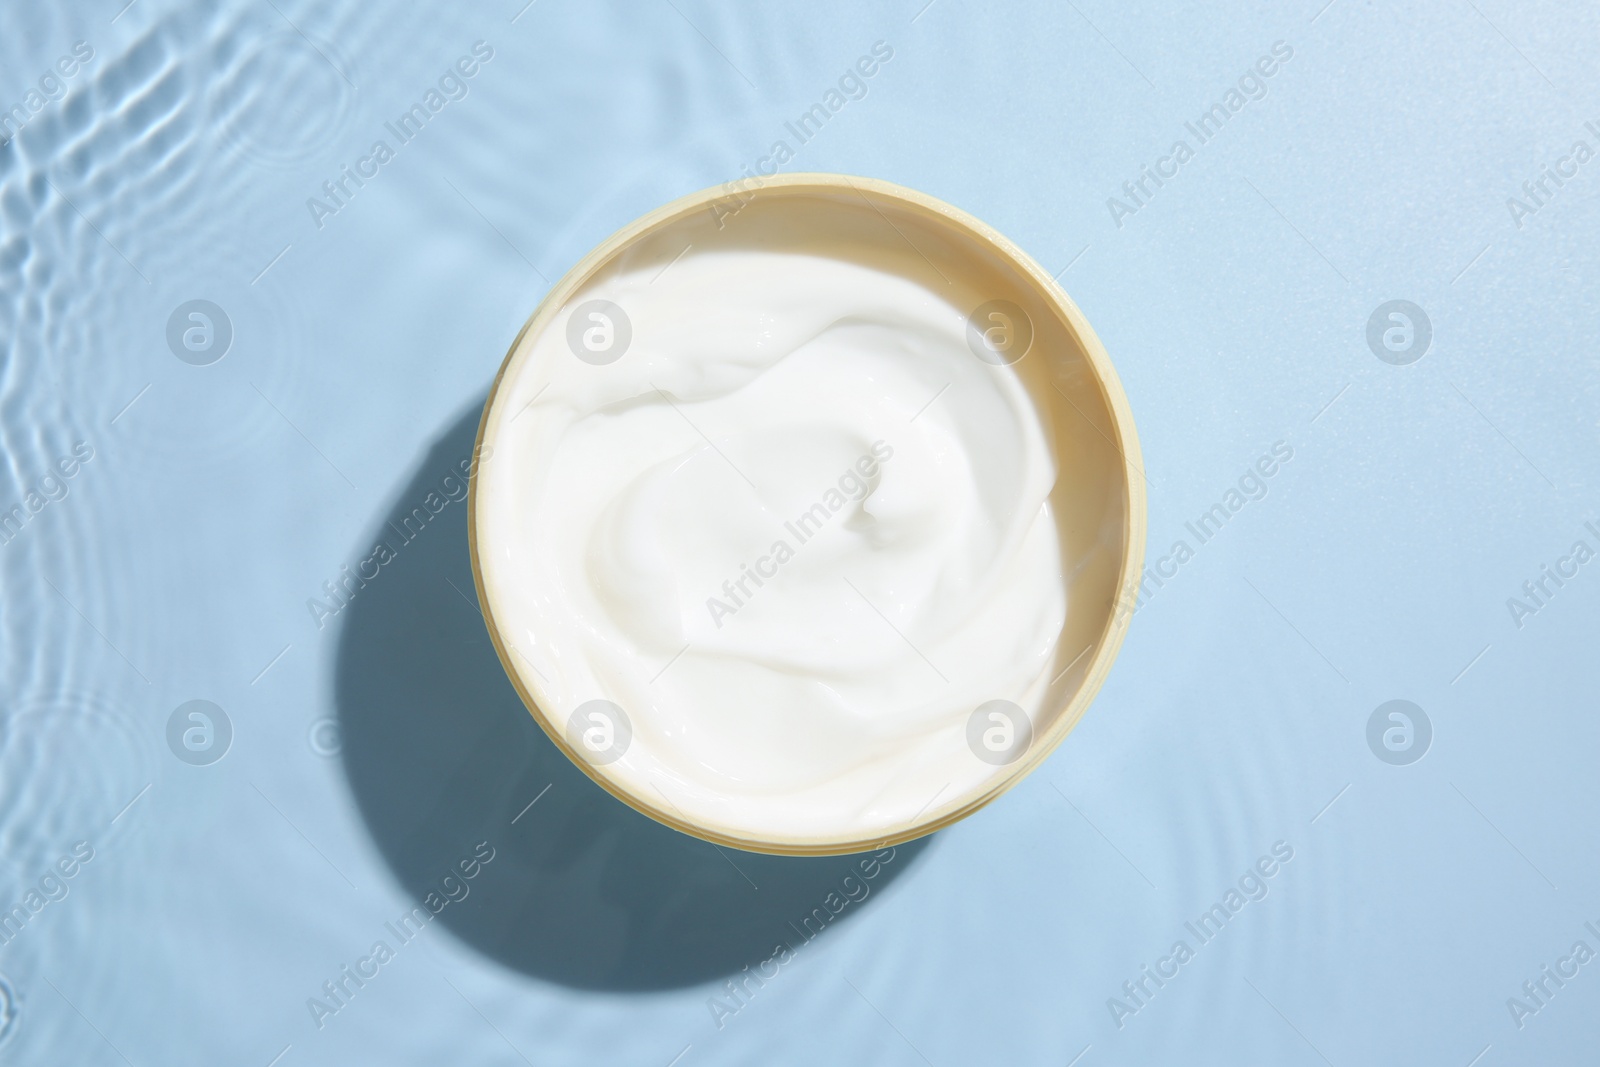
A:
2 1 1598 1063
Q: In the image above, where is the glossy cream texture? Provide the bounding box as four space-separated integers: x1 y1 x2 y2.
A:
477 214 1067 842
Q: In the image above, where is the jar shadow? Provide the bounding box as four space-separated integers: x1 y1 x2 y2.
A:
334 398 931 992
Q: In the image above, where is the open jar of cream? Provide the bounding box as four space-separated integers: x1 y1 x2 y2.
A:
470 175 1144 855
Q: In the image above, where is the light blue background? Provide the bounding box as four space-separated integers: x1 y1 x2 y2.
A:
1 0 1597 1064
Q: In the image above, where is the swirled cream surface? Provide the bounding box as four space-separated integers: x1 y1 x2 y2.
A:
477 199 1070 844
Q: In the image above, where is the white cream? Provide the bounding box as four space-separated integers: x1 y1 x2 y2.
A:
477 207 1069 844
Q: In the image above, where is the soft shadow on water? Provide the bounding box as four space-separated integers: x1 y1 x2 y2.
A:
335 399 928 992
